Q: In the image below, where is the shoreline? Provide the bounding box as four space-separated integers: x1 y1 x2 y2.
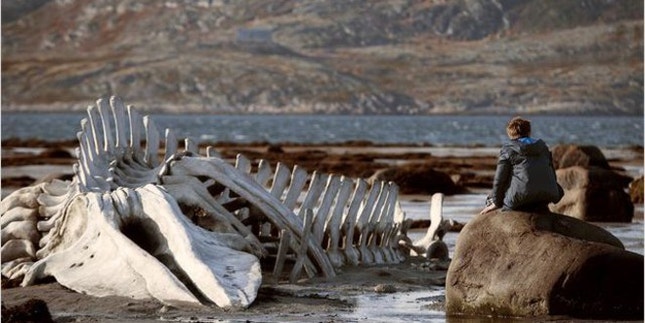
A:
2 140 642 198
1 140 642 322
3 137 644 148
2 257 449 323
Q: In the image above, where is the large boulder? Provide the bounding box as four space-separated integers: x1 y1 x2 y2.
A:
556 165 632 190
446 210 643 319
551 166 633 222
551 144 610 170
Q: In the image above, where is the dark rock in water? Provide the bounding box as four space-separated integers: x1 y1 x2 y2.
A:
267 144 284 153
551 144 610 170
39 148 72 159
446 210 643 319
370 164 463 195
1 175 37 188
426 240 449 261
1 298 54 323
551 166 633 222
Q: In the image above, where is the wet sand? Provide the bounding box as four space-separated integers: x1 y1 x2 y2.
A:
1 140 642 322
1 257 449 323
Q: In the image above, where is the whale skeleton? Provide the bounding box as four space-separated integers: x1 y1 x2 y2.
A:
1 96 445 308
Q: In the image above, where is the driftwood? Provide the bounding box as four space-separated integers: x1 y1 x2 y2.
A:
1 96 442 308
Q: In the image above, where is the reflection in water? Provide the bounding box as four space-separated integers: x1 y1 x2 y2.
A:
343 290 445 322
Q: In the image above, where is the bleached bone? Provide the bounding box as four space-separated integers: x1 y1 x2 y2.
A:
323 176 354 268
340 179 368 266
22 187 261 308
353 180 380 264
2 97 265 308
0 182 60 275
1 207 38 229
312 175 341 243
392 200 408 261
376 186 400 263
272 229 291 280
189 142 407 271
365 189 387 263
1 185 42 214
282 166 309 209
1 220 40 246
1 258 33 279
230 155 408 269
411 193 450 260
158 175 265 255
166 157 337 278
1 96 437 308
1 239 37 263
187 155 328 277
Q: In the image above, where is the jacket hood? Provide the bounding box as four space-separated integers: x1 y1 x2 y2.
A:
505 137 548 156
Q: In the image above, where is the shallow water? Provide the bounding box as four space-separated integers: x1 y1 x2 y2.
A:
341 290 446 322
402 194 645 256
379 196 644 323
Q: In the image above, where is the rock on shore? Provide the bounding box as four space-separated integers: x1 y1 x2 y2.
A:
446 210 644 319
550 144 635 222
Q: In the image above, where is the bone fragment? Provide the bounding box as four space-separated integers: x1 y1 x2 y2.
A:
324 176 354 268
1 239 36 263
1 207 38 229
290 209 314 283
341 179 368 266
412 193 450 260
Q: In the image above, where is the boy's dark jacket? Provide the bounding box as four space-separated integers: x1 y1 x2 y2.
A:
490 138 563 210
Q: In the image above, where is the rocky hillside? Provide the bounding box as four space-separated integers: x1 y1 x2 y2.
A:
1 0 642 114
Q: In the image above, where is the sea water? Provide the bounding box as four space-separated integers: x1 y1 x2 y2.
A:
2 113 643 148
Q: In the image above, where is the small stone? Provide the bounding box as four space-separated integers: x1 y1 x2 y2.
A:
374 284 396 293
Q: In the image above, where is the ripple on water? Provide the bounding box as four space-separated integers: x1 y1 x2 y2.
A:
342 290 446 323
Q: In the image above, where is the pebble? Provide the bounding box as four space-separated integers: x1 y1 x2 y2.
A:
374 284 396 293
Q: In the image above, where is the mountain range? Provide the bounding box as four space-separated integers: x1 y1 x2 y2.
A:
2 0 643 114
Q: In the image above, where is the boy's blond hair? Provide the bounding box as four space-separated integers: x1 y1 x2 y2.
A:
506 117 531 139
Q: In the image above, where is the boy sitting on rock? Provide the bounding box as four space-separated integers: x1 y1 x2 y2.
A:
480 117 563 214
